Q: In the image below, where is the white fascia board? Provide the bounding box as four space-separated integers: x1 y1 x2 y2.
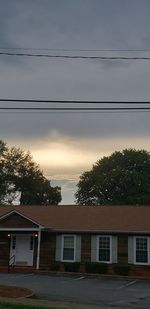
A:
0 228 44 231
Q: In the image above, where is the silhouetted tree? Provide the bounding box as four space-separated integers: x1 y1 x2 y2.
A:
0 140 61 205
75 149 150 205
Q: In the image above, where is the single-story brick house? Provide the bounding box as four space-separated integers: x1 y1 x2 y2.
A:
0 205 150 277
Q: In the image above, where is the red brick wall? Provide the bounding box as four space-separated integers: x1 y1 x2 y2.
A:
0 230 149 278
0 233 10 266
39 232 56 269
118 235 128 264
0 213 37 228
129 265 150 277
81 234 91 262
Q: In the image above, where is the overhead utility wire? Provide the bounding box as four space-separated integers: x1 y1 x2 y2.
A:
0 99 150 104
1 52 150 60
2 110 150 114
1 47 150 52
1 107 150 111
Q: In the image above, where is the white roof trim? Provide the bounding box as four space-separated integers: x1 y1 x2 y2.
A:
0 228 42 231
0 209 44 228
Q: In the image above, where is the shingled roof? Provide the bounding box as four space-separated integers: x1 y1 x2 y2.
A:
0 205 149 233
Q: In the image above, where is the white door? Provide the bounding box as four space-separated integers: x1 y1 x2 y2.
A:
10 234 34 266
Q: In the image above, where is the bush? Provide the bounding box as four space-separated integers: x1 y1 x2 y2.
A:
113 264 129 276
85 262 108 274
63 262 80 272
50 262 60 271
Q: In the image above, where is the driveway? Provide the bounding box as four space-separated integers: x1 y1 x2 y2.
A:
0 273 150 308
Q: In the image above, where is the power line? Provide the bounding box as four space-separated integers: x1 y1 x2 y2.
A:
0 109 150 115
0 99 150 104
1 110 150 114
1 99 150 113
1 47 150 52
1 52 150 60
0 107 150 111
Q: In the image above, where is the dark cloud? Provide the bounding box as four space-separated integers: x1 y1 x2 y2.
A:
1 0 150 202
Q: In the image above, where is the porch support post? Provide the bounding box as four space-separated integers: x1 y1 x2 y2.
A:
36 229 41 270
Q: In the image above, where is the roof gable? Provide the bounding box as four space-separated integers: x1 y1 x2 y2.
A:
0 210 40 228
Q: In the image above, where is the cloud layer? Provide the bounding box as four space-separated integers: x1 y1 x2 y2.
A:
0 0 150 203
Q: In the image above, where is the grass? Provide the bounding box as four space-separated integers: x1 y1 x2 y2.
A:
0 301 63 309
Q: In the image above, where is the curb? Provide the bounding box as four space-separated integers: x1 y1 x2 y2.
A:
17 291 34 300
0 286 34 300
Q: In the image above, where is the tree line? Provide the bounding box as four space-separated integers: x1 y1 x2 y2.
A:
0 140 61 205
1 140 150 206
76 149 150 205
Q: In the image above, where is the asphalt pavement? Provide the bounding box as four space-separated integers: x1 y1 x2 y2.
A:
0 273 150 308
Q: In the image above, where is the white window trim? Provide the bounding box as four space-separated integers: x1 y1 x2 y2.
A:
134 236 150 265
96 235 112 264
61 234 76 262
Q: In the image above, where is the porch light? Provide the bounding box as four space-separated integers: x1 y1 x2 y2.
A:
7 234 11 237
34 233 38 237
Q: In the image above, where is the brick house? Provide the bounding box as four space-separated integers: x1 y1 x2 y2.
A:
0 205 150 277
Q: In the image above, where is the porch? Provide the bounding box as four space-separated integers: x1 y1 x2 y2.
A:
0 231 41 272
0 209 44 272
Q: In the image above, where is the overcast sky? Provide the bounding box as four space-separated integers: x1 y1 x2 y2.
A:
0 0 150 203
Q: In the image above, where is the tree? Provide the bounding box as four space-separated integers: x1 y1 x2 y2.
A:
0 141 9 202
0 140 61 205
75 149 150 205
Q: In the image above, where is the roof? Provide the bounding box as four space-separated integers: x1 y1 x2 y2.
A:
0 205 149 233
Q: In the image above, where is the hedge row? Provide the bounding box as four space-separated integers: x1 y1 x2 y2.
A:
50 262 129 275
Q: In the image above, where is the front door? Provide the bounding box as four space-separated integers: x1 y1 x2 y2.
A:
10 234 34 266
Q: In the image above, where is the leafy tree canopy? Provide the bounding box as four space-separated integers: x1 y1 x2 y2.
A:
0 140 61 205
75 149 150 205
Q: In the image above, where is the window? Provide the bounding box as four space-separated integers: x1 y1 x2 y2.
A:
12 236 16 250
97 236 112 263
135 237 149 264
62 235 75 262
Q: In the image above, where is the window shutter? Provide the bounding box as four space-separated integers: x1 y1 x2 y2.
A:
91 235 97 262
112 236 118 263
75 235 81 262
128 236 134 264
55 235 62 261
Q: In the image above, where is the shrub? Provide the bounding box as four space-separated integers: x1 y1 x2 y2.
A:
63 262 80 272
85 262 108 274
113 264 129 276
50 262 60 271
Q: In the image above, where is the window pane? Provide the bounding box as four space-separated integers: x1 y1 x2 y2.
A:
99 249 110 262
63 236 75 261
136 238 148 264
63 248 74 260
64 236 74 248
99 237 110 262
136 251 148 263
99 237 110 249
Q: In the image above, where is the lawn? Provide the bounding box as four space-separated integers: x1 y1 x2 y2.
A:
0 301 63 309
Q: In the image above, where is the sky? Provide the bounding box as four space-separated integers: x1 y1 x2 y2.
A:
0 0 150 203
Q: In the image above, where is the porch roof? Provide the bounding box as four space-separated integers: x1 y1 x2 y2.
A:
0 205 149 233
